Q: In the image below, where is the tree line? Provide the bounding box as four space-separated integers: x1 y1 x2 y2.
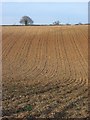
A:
20 16 84 26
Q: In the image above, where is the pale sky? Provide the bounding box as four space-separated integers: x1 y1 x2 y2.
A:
1 0 89 2
1 2 88 25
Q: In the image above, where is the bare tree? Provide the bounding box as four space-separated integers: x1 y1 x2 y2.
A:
53 21 60 25
78 22 83 25
20 16 34 26
66 23 71 25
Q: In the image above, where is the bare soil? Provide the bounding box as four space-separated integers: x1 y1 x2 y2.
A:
2 25 89 119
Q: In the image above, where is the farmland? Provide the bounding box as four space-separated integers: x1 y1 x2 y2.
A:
2 25 88 119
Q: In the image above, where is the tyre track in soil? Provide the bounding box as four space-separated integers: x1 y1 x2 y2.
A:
37 26 88 117
28 27 70 85
2 27 23 58
22 26 87 117
22 27 67 90
73 26 88 63
33 28 58 84
2 28 28 76
70 27 87 77
3 27 39 77
30 27 75 117
2 27 15 47
8 29 38 78
14 28 49 84
30 26 88 117
16 27 47 78
72 26 88 67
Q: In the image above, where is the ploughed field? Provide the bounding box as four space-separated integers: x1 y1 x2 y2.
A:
2 25 88 118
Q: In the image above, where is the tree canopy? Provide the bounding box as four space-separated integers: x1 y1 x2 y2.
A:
20 16 34 26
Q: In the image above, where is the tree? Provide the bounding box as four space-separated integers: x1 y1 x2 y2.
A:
78 22 83 25
20 16 34 26
66 23 71 25
53 20 60 25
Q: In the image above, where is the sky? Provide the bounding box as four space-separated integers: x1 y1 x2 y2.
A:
0 2 88 25
1 0 89 2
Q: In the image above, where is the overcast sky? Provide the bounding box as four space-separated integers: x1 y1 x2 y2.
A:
1 2 88 25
